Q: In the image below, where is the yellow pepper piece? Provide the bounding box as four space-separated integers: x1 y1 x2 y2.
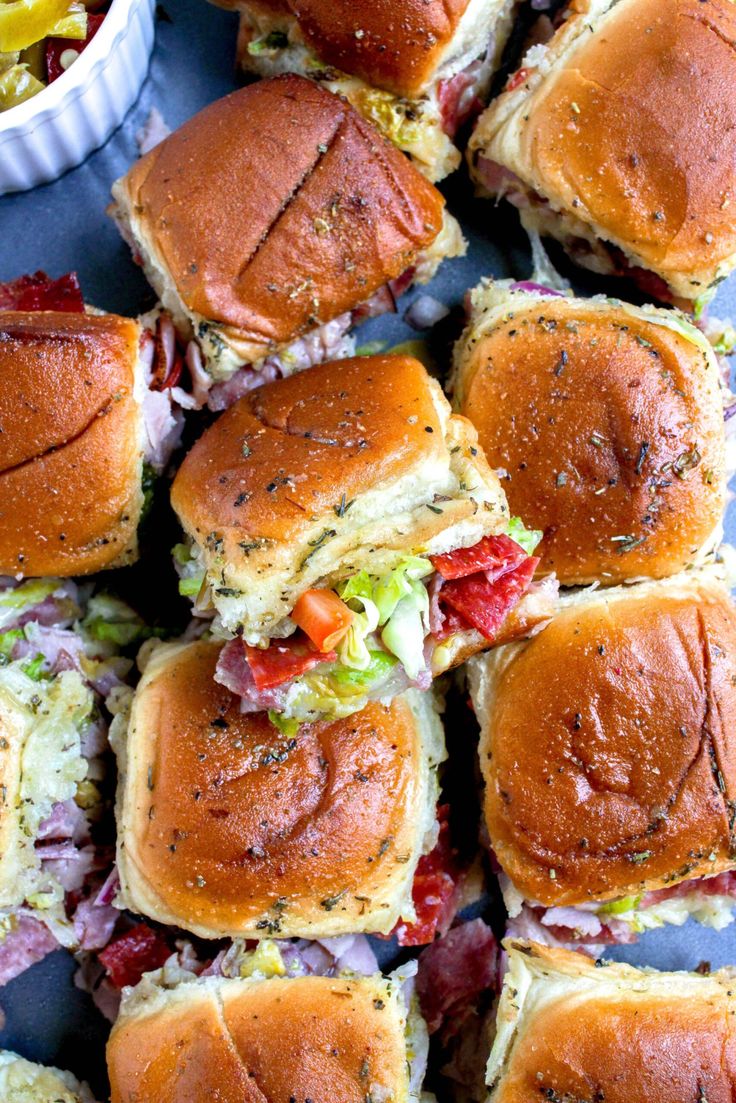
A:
0 0 71 52
0 48 19 70
48 0 86 39
0 62 44 108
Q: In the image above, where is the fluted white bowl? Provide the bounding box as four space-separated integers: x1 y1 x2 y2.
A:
0 0 154 194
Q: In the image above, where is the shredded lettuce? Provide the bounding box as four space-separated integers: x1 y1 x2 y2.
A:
0 580 59 632
80 593 164 648
0 629 22 661
247 30 289 56
179 576 204 597
506 516 542 555
20 654 48 682
267 710 300 738
597 894 641 916
336 572 380 670
330 650 398 689
333 557 432 681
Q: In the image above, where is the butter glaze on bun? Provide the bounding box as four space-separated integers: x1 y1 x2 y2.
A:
486 941 736 1103
107 973 410 1103
468 569 736 908
112 638 444 938
0 311 143 577
111 75 460 376
453 283 727 585
469 0 736 304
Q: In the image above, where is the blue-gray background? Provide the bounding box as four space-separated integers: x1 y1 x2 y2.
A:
1 1 735 1092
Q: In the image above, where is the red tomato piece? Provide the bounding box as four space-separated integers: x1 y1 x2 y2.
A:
430 534 528 581
506 66 530 92
291 589 353 652
389 805 462 947
0 271 84 312
46 12 105 84
439 555 538 641
98 923 171 989
245 632 337 691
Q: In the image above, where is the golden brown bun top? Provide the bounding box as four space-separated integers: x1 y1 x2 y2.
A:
120 639 426 935
288 0 472 98
0 311 143 577
124 75 445 345
458 297 725 585
108 975 406 1103
172 353 447 546
493 943 736 1103
524 0 736 289
482 578 736 906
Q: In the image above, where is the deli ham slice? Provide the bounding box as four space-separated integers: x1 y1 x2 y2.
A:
0 915 59 985
416 918 498 1034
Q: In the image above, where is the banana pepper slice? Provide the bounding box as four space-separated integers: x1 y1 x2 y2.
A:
0 0 72 52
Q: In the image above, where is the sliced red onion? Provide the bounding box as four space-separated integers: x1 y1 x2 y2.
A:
404 294 450 330
94 867 121 908
510 280 565 297
352 282 397 324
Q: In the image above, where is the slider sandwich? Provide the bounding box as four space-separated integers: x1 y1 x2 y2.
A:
110 74 465 412
111 637 448 941
217 0 519 181
452 280 730 586
485 941 736 1102
106 946 430 1103
468 0 736 312
0 1051 96 1103
468 565 736 951
0 577 149 985
0 270 187 578
171 354 555 723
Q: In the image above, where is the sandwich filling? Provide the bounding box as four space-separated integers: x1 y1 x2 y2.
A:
0 270 184 475
503 871 736 956
236 0 517 181
0 1051 96 1103
0 578 146 986
178 522 550 722
111 936 429 1102
113 209 465 412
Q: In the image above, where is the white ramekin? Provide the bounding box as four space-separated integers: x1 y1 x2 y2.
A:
0 0 155 194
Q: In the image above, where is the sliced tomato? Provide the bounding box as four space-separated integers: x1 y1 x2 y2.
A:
291 589 354 652
387 805 462 947
46 12 105 83
0 270 84 312
439 555 538 641
245 632 337 691
430 534 528 581
98 923 171 989
506 66 530 92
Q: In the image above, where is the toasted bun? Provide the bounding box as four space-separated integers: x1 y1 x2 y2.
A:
468 569 736 907
111 75 447 372
226 0 511 99
274 0 471 98
470 0 736 300
171 354 509 640
107 973 408 1103
487 941 736 1102
114 638 444 938
453 285 727 585
0 311 143 577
